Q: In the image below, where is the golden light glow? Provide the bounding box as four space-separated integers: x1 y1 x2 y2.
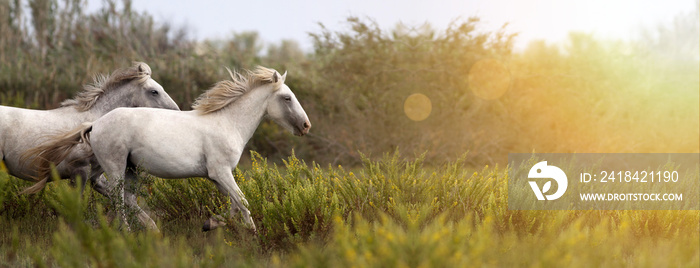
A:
404 93 432 121
468 59 511 100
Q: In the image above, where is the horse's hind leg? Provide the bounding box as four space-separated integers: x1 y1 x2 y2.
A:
91 174 109 195
76 167 89 194
95 149 130 230
124 166 158 231
88 162 114 199
67 162 91 194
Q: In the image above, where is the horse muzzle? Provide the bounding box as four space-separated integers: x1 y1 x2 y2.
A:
295 120 311 136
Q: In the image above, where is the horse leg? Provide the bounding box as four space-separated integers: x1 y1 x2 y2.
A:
88 167 126 211
87 159 116 200
89 168 112 199
124 166 158 231
202 182 240 232
203 169 255 232
96 153 130 231
0 150 5 172
77 168 89 194
69 163 91 194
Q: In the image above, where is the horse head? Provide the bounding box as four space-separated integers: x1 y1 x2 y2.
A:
61 62 180 112
265 71 311 136
124 63 180 111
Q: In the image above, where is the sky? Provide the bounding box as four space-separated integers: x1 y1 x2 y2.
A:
86 0 697 51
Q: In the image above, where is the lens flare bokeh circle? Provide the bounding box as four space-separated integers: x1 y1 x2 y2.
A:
404 93 432 121
468 59 511 100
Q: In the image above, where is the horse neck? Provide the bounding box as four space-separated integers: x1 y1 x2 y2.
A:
218 86 273 144
88 86 135 117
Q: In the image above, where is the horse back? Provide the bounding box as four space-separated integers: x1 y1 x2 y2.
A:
0 105 89 178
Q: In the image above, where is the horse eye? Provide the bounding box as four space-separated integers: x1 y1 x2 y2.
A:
150 90 159 96
283 96 292 102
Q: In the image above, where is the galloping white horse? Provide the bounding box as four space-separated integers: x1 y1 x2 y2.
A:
29 67 311 232
1 62 179 196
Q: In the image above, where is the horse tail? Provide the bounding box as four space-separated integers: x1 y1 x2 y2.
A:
20 122 94 194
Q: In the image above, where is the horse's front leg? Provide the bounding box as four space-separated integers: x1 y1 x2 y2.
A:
204 168 255 233
116 177 130 232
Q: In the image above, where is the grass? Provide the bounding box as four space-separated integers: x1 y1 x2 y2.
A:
0 152 697 267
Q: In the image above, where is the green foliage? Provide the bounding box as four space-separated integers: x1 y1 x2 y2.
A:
146 176 228 222
1 153 698 266
303 17 698 164
241 152 340 250
302 17 516 164
0 171 54 218
0 0 305 110
0 173 234 267
44 181 219 268
510 33 699 155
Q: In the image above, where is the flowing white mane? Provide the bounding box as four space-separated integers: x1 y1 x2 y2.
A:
192 66 283 114
60 62 152 111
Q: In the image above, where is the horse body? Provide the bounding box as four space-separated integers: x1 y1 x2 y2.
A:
29 66 310 232
94 108 214 178
0 106 94 179
0 62 180 192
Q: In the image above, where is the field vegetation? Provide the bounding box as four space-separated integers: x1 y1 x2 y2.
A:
2 153 699 266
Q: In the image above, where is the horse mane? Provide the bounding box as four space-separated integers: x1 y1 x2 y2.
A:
60 62 152 111
192 66 283 114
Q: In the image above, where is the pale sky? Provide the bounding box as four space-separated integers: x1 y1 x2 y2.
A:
86 0 697 51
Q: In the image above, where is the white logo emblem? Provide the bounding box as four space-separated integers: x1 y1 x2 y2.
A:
528 161 568 200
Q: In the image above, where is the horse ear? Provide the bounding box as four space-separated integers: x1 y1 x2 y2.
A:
281 71 287 82
272 72 279 83
135 62 151 75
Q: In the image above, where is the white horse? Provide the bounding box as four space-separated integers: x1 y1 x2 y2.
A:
29 66 311 232
1 62 179 196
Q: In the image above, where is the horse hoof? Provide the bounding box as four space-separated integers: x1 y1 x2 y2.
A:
202 216 226 232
